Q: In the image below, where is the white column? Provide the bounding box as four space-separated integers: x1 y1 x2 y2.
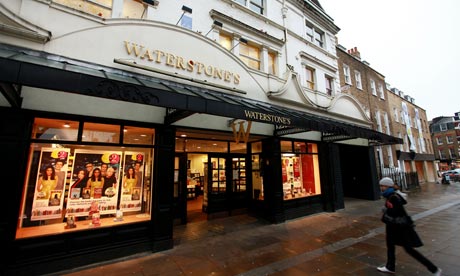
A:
111 0 123 18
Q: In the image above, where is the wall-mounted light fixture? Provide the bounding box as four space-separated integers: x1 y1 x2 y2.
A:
63 123 70 128
175 5 192 25
204 20 223 37
229 37 248 51
142 0 159 6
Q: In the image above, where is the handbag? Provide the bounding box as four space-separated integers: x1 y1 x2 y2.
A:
381 212 414 226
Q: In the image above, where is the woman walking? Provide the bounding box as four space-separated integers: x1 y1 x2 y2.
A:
377 177 442 275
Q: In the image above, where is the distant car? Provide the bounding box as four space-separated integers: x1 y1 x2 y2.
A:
448 169 460 181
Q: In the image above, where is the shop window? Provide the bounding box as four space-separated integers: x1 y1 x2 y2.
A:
32 118 79 141
16 117 154 239
251 154 263 200
83 122 120 143
251 141 262 153
230 142 247 153
176 138 228 153
123 126 155 145
239 43 261 70
281 140 293 152
281 140 321 201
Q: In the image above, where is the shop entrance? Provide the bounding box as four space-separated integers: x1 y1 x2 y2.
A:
174 153 248 224
203 154 247 216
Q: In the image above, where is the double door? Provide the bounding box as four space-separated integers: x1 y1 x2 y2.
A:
203 154 248 214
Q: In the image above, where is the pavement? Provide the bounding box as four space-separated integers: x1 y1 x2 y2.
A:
50 181 460 276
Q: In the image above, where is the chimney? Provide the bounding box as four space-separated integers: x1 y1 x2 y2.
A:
347 47 361 60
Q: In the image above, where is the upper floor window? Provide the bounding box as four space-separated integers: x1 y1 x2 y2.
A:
436 137 443 145
268 52 276 75
354 70 362 89
343 64 351 84
325 75 333 96
393 108 399 122
447 135 454 144
440 124 447 131
219 33 232 50
54 0 112 17
239 42 260 70
305 67 315 90
305 21 324 48
449 148 456 159
370 79 377 95
378 83 385 99
234 0 264 15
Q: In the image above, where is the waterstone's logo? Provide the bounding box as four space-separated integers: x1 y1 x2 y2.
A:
123 41 240 85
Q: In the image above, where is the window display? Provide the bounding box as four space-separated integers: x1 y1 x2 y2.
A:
281 141 321 200
16 118 154 239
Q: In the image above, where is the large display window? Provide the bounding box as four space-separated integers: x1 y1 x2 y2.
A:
281 140 321 200
16 118 155 239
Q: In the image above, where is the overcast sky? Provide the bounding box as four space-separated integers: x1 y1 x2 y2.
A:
319 0 460 120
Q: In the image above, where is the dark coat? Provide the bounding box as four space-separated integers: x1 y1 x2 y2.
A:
382 191 423 248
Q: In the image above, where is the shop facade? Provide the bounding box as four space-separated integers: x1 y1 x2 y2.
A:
0 1 402 274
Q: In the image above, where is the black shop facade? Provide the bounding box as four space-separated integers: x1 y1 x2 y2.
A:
0 39 401 274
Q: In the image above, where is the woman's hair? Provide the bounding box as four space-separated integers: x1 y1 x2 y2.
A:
90 168 102 181
43 165 56 180
126 167 135 179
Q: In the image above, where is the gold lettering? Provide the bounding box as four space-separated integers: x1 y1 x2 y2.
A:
123 41 241 86
140 49 154 61
124 41 143 57
224 71 232 82
176 56 187 70
205 65 214 76
154 50 165 63
214 68 223 80
166 53 175 66
196 62 205 74
187 60 194 72
234 74 240 84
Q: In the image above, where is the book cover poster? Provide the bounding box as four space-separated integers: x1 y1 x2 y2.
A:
66 149 122 217
31 148 70 221
120 152 145 212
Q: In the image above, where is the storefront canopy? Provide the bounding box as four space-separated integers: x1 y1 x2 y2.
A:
0 44 402 146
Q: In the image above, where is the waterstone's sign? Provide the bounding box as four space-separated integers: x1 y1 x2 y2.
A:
244 110 291 125
124 41 240 85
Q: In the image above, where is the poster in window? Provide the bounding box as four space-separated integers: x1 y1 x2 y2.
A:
120 152 145 212
31 148 70 221
66 149 122 217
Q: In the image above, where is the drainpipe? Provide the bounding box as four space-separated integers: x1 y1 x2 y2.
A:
281 0 289 71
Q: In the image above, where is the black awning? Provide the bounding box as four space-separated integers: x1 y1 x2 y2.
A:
0 44 402 145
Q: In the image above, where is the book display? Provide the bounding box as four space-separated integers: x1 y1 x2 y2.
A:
16 117 155 239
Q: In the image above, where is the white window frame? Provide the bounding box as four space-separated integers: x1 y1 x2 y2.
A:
378 83 385 99
370 79 377 96
305 66 315 90
440 124 447 131
305 20 324 48
234 0 265 15
393 108 399 122
343 64 351 84
354 70 362 89
325 75 333 96
436 137 443 145
447 135 454 144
